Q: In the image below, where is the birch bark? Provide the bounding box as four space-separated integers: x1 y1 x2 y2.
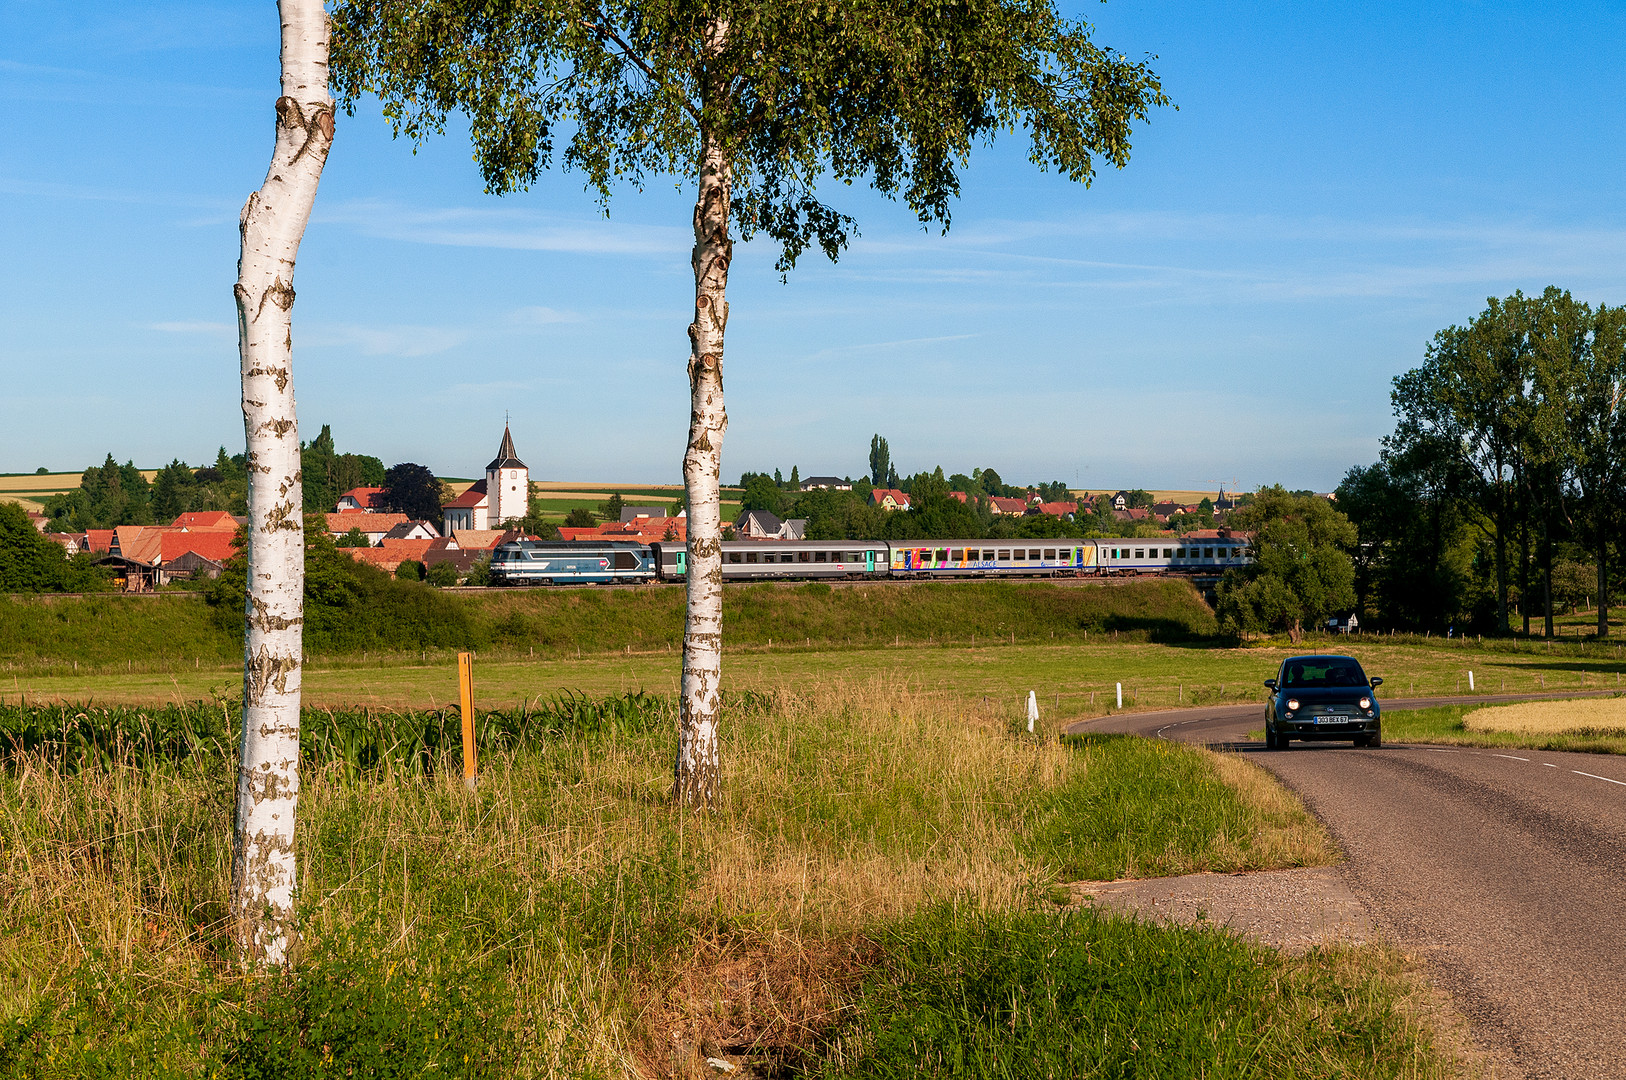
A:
230 0 334 965
675 24 731 809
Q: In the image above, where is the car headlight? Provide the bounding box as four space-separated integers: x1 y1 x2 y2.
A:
1359 696 1371 709
1286 698 1300 711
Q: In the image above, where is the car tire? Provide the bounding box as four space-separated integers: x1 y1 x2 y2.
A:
1265 725 1278 750
1367 727 1381 749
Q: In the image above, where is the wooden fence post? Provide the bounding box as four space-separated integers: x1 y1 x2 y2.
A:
458 651 477 790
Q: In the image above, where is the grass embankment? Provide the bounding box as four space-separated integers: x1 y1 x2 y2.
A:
0 686 1465 1077
1385 700 1626 755
0 577 1217 676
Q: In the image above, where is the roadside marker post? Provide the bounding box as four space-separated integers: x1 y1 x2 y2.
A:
1027 691 1038 734
1116 683 1123 709
458 651 477 790
1468 671 1475 691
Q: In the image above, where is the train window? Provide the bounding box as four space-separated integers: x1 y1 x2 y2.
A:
1134 549 1144 559
1043 549 1055 560
814 551 826 562
613 552 638 569
1204 548 1214 559
1176 548 1185 558
997 550 1010 560
745 552 759 563
797 551 810 562
1163 548 1172 558
729 552 742 563
780 553 794 563
935 549 948 562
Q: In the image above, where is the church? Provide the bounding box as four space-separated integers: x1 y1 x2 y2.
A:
442 426 530 533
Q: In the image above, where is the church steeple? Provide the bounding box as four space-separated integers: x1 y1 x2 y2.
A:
486 425 525 471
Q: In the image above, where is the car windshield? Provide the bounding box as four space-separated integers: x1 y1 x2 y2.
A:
1281 659 1367 688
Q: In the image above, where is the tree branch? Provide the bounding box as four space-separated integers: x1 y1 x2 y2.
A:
576 14 701 123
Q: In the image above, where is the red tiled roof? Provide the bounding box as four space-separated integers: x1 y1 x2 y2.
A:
325 512 409 534
870 488 911 508
1036 501 1078 517
443 480 488 509
948 491 968 503
338 486 386 509
340 546 409 572
161 531 239 564
989 497 1029 514
84 530 115 553
169 511 237 530
377 537 435 560
451 528 508 550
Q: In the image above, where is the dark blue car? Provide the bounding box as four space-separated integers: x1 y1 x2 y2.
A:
1263 654 1383 749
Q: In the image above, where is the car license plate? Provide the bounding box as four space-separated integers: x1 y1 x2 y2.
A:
1314 714 1350 724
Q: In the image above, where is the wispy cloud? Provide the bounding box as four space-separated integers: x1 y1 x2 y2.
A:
320 200 688 256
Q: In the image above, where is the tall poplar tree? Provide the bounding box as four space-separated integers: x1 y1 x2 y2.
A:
231 0 335 964
331 0 1168 807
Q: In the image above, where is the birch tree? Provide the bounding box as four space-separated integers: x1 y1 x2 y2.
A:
231 0 335 963
331 0 1167 807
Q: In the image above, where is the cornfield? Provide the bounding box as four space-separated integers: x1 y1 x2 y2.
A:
0 689 779 777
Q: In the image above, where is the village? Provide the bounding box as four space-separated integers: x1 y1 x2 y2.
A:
13 426 1254 590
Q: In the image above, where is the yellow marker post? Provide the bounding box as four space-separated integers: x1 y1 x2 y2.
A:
458 651 477 790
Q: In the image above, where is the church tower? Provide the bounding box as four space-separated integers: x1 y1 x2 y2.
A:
485 425 528 526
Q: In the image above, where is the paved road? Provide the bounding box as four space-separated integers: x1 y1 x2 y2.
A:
1069 700 1626 1080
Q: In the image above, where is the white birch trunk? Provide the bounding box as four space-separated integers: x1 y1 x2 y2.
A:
230 0 333 965
675 25 731 809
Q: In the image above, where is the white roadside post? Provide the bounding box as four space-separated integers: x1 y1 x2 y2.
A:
1116 683 1123 709
1027 691 1038 734
1468 670 1475 692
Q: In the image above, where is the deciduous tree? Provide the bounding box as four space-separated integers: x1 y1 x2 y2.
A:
331 0 1168 807
230 0 334 966
1216 488 1356 643
380 462 443 523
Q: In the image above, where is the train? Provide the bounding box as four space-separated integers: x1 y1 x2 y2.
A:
488 536 1250 586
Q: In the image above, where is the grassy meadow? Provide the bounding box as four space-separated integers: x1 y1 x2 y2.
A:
0 684 1471 1078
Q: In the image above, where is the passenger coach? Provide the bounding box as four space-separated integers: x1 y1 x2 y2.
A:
889 542 1095 577
651 540 888 581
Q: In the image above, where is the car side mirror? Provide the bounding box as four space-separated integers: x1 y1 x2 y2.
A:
1369 677 1383 687
1263 679 1277 690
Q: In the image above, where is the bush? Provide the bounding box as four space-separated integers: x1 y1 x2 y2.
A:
394 559 425 581
425 561 459 586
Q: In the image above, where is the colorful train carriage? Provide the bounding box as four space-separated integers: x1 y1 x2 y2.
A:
888 541 1095 577
651 540 889 580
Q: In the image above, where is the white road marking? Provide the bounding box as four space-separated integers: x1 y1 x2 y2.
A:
1417 748 1459 754
1542 763 1558 768
1493 754 1531 762
1572 770 1626 787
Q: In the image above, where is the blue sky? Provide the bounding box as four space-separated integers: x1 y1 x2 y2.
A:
4 1 1625 492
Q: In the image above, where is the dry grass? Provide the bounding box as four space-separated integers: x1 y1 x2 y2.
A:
1206 750 1340 869
1464 696 1626 735
0 682 1394 1077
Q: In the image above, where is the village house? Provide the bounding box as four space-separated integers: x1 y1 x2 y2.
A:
441 426 531 534
335 487 385 512
731 510 807 540
869 488 911 511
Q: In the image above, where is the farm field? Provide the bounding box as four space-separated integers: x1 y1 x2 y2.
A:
0 470 119 514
